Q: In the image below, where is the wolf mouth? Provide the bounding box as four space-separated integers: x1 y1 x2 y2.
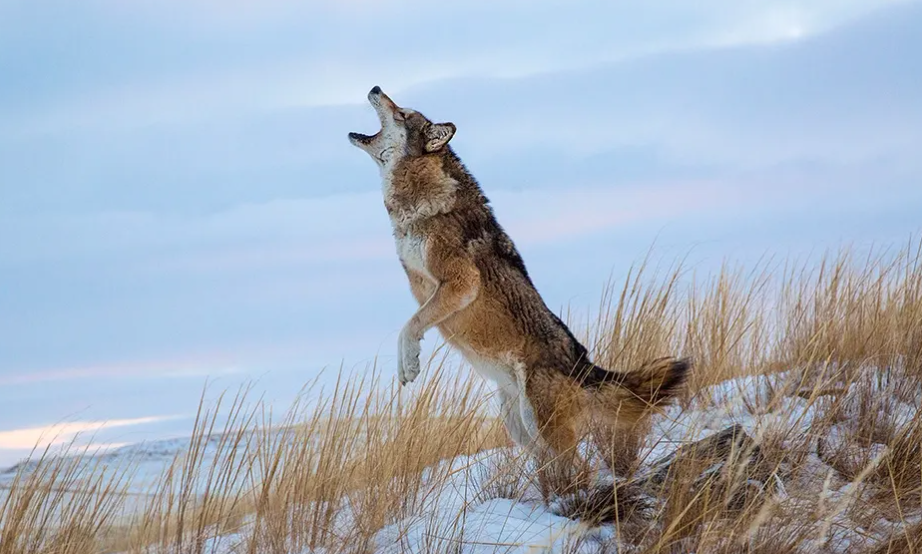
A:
348 85 394 144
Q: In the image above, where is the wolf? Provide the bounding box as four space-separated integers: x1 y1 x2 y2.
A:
348 86 690 478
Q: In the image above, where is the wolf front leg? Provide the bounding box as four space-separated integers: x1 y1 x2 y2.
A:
397 241 480 385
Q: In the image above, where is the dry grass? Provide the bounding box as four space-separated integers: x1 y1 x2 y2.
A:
2 239 922 553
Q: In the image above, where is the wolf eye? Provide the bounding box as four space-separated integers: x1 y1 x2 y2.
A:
394 111 407 122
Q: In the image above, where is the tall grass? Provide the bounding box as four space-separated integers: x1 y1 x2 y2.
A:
2 240 921 553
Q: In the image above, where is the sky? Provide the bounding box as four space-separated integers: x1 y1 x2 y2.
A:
1 0 921 466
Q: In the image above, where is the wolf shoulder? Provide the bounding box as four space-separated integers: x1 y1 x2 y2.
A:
421 206 530 284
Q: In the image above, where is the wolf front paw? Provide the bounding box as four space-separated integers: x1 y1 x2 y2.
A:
397 329 422 386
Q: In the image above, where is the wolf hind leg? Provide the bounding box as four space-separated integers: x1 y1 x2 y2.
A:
520 370 589 496
496 385 537 448
589 414 646 478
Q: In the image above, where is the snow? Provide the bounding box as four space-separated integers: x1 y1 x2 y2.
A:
370 450 607 553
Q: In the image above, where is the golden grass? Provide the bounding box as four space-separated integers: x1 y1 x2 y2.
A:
2 239 922 553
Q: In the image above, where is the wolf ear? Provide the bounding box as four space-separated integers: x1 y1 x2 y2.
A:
424 122 456 153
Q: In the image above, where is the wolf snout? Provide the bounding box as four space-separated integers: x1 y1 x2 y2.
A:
368 85 384 104
367 86 398 112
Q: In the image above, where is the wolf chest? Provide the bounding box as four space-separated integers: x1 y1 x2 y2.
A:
394 232 429 277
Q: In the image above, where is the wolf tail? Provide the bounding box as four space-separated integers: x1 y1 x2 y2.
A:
573 356 691 426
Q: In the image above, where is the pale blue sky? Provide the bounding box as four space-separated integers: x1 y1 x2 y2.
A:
1 0 921 465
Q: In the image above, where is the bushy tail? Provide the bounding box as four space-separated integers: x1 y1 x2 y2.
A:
574 356 692 422
611 356 691 407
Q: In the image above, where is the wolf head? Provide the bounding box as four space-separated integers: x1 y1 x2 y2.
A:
348 86 456 170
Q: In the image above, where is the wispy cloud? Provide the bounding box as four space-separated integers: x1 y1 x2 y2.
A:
1 0 907 135
0 179 807 270
0 360 244 387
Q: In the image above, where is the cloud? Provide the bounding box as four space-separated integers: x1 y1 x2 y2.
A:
422 5 922 169
6 173 914 382
0 177 827 270
3 2 920 220
0 416 177 450
1 0 910 136
0 358 244 387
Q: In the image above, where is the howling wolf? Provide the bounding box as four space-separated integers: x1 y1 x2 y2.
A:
348 86 690 476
